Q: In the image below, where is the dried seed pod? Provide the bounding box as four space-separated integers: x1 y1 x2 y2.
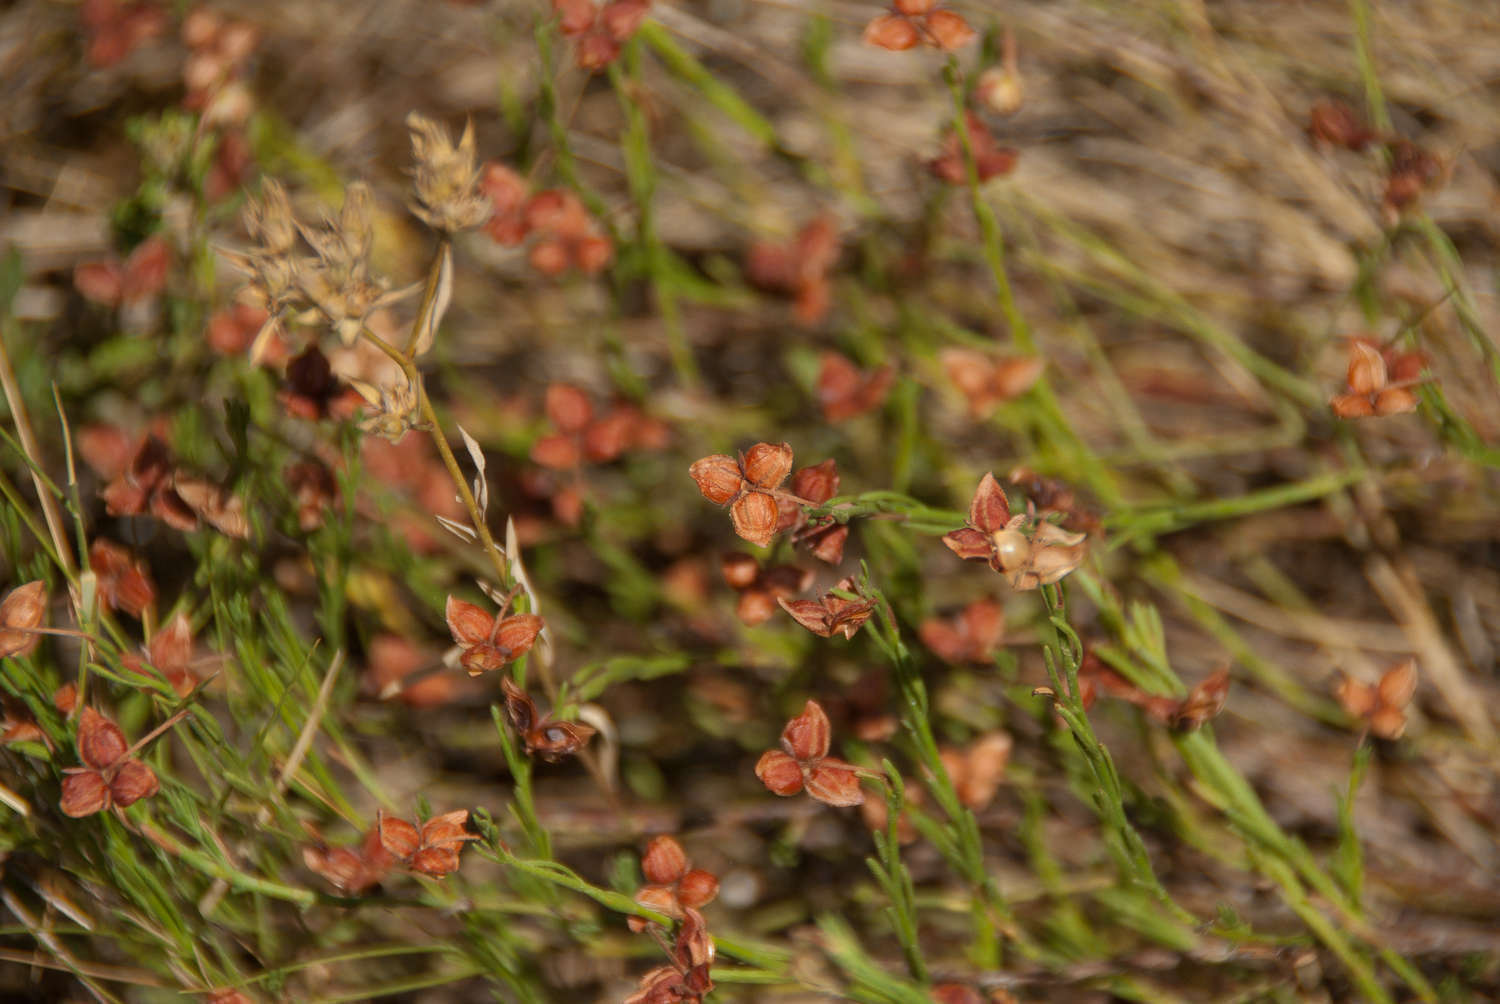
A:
781 700 831 762
499 677 597 761
862 14 919 51
689 443 794 548
1346 340 1387 396
720 553 761 591
641 836 689 885
108 759 160 807
817 353 893 422
925 9 975 50
676 869 719 909
1307 100 1374 150
631 883 681 930
1170 668 1231 730
77 707 128 771
756 700 864 807
60 771 112 818
377 812 423 860
0 580 47 659
778 578 875 639
446 597 544 675
89 539 156 618
754 749 805 796
689 455 743 506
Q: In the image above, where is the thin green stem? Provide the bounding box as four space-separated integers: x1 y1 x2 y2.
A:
1349 0 1391 133
610 48 700 388
941 61 1120 506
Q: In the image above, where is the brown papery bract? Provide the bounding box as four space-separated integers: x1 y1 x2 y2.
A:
89 539 156 619
445 596 544 675
1169 668 1231 730
817 353 893 423
499 677 597 761
919 599 1005 664
777 577 875 639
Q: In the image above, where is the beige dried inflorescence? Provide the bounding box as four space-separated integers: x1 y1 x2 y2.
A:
232 180 299 363
349 376 420 443
297 182 409 347
405 113 492 234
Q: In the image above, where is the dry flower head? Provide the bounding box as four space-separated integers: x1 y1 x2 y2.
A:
1335 659 1418 740
303 823 393 895
378 808 475 878
939 731 1012 810
445 596 544 676
75 235 171 310
941 348 1043 418
721 554 813 627
88 540 154 620
745 217 840 325
1330 336 1427 419
295 182 410 346
919 598 1004 664
930 113 1018 186
817 353 893 423
690 442 794 548
755 700 864 806
500 677 598 761
405 113 492 233
121 611 197 697
554 0 651 71
942 473 1087 590
864 0 976 52
60 707 162 817
628 835 720 932
777 576 875 639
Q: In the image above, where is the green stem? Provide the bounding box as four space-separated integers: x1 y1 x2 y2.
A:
610 48 700 388
1039 584 1194 923
940 62 1120 506
1349 0 1391 133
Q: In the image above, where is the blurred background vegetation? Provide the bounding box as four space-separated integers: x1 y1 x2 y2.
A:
1 0 1499 1000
